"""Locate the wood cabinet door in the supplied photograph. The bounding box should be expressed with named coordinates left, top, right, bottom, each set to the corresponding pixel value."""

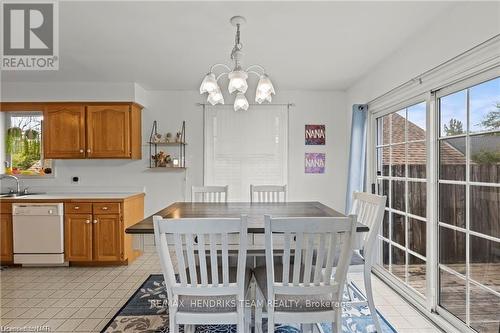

left=86, top=105, right=131, bottom=158
left=93, top=214, right=122, bottom=261
left=0, top=214, right=13, bottom=262
left=65, top=214, right=93, bottom=261
left=44, top=104, right=86, bottom=158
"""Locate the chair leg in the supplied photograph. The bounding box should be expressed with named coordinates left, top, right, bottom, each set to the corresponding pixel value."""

left=335, top=308, right=342, bottom=333
left=267, top=315, right=274, bottom=333
left=169, top=308, right=178, bottom=333
left=237, top=309, right=245, bottom=333
left=301, top=323, right=313, bottom=333
left=364, top=264, right=382, bottom=333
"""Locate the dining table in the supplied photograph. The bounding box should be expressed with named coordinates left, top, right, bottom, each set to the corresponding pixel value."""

left=126, top=201, right=369, bottom=243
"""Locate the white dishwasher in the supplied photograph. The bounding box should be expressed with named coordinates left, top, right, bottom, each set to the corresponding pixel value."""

left=12, top=203, right=66, bottom=265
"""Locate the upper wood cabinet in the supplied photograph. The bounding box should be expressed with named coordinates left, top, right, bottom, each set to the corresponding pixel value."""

left=87, top=105, right=131, bottom=158
left=44, top=105, right=86, bottom=159
left=1, top=101, right=143, bottom=159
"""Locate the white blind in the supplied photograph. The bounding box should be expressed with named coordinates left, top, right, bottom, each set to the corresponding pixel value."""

left=204, top=105, right=288, bottom=201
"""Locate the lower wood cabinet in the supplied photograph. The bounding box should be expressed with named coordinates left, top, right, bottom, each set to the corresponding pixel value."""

left=0, top=194, right=144, bottom=266
left=65, top=204, right=123, bottom=262
left=65, top=214, right=93, bottom=261
left=0, top=213, right=13, bottom=262
left=93, top=214, right=122, bottom=261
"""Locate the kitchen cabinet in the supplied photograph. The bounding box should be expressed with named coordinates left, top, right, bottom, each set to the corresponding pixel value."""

left=87, top=105, right=131, bottom=158
left=65, top=214, right=93, bottom=261
left=39, top=102, right=142, bottom=159
left=0, top=212, right=13, bottom=263
left=0, top=193, right=144, bottom=266
left=44, top=104, right=86, bottom=158
left=93, top=214, right=122, bottom=261
left=63, top=197, right=145, bottom=264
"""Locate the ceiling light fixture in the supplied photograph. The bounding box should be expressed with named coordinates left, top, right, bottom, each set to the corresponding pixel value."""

left=200, top=16, right=275, bottom=111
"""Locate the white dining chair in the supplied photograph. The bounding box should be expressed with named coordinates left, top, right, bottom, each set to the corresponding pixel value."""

left=348, top=191, right=387, bottom=333
left=250, top=185, right=287, bottom=203
left=191, top=185, right=228, bottom=203
left=254, top=214, right=358, bottom=333
left=153, top=215, right=251, bottom=333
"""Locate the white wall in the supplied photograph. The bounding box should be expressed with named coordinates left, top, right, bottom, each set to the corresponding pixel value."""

left=347, top=1, right=500, bottom=106
left=1, top=83, right=349, bottom=216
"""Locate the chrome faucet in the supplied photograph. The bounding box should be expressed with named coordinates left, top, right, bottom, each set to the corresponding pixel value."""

left=0, top=174, right=21, bottom=194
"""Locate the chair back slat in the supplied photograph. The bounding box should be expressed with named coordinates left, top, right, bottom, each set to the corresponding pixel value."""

left=350, top=192, right=387, bottom=260
left=221, top=232, right=229, bottom=287
left=313, top=233, right=326, bottom=285
left=174, top=233, right=187, bottom=286
left=250, top=184, right=287, bottom=203
left=303, top=234, right=314, bottom=286
left=282, top=232, right=292, bottom=286
left=197, top=233, right=208, bottom=286
left=192, top=185, right=228, bottom=203
left=292, top=231, right=304, bottom=286
left=185, top=234, right=197, bottom=285
left=264, top=215, right=357, bottom=302
left=153, top=216, right=247, bottom=298
left=323, top=232, right=338, bottom=284
left=209, top=233, right=219, bottom=286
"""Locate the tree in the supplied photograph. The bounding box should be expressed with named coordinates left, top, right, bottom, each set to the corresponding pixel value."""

left=444, top=118, right=464, bottom=136
left=478, top=102, right=500, bottom=131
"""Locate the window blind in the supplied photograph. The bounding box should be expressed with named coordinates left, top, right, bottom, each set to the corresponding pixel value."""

left=204, top=105, right=288, bottom=201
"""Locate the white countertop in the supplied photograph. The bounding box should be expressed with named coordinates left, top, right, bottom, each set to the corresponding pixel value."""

left=0, top=192, right=144, bottom=200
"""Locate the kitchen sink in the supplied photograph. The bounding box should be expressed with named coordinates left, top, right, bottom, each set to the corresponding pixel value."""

left=0, top=192, right=46, bottom=198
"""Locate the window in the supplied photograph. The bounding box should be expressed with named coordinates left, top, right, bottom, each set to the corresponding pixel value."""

left=2, top=112, right=53, bottom=177
left=376, top=101, right=428, bottom=297
left=204, top=105, right=288, bottom=201
left=437, top=77, right=499, bottom=332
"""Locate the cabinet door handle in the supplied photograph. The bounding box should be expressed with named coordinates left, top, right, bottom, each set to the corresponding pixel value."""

left=87, top=149, right=91, bottom=153
left=85, top=220, right=90, bottom=224
left=101, top=206, right=108, bottom=210
left=80, top=149, right=84, bottom=153
left=74, top=206, right=80, bottom=210
left=93, top=219, right=98, bottom=224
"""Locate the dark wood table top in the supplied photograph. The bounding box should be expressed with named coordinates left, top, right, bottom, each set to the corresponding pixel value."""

left=126, top=201, right=369, bottom=234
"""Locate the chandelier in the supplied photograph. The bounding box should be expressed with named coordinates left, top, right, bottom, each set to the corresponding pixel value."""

left=199, top=16, right=275, bottom=111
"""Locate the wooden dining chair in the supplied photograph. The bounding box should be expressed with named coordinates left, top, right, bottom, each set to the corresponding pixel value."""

left=254, top=214, right=358, bottom=333
left=250, top=185, right=287, bottom=203
left=153, top=215, right=251, bottom=333
left=191, top=185, right=228, bottom=203
left=348, top=191, right=387, bottom=333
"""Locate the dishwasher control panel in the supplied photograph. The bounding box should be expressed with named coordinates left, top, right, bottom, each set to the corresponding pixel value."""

left=13, top=203, right=64, bottom=216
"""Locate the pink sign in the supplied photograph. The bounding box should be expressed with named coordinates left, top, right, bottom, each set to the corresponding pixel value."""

left=305, top=153, right=325, bottom=174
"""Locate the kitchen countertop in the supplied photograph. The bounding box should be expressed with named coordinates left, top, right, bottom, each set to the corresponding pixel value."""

left=0, top=192, right=145, bottom=202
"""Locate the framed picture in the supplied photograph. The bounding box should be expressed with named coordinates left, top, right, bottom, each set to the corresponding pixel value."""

left=305, top=124, right=325, bottom=145
left=305, top=153, right=325, bottom=174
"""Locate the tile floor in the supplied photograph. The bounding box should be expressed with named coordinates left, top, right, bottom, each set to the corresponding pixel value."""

left=0, top=251, right=442, bottom=333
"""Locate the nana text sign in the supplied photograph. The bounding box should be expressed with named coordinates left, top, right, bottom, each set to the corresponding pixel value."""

left=305, top=124, right=325, bottom=145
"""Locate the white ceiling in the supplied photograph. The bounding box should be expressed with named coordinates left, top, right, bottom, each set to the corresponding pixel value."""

left=2, top=1, right=457, bottom=91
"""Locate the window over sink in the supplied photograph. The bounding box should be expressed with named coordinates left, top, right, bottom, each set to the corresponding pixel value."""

left=2, top=111, right=54, bottom=177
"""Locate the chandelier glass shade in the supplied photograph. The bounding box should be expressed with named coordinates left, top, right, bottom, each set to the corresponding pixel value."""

left=200, top=16, right=275, bottom=111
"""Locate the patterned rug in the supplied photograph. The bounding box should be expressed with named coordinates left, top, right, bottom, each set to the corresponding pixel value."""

left=102, top=275, right=397, bottom=333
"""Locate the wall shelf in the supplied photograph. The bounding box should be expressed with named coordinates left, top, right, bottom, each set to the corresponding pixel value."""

left=148, top=120, right=186, bottom=169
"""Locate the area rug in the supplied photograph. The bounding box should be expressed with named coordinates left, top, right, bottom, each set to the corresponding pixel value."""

left=102, top=274, right=397, bottom=333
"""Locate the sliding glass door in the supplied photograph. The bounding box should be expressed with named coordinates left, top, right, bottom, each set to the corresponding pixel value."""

left=375, top=100, right=428, bottom=299
left=372, top=74, right=499, bottom=333
left=437, top=76, right=500, bottom=333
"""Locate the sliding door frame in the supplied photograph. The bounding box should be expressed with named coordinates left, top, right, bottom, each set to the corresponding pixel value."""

left=367, top=67, right=500, bottom=333
left=368, top=92, right=432, bottom=308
